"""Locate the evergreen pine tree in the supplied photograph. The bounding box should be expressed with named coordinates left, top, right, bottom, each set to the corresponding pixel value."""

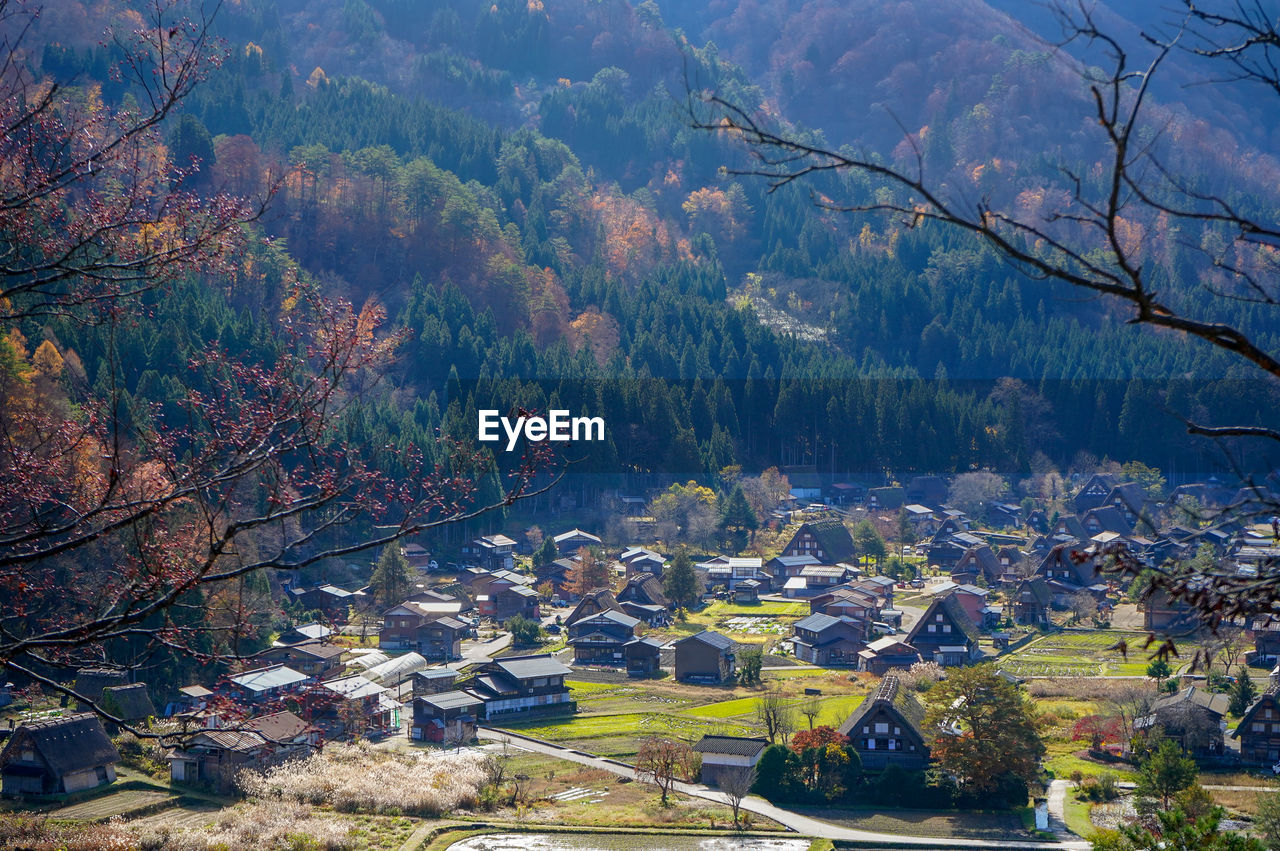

left=370, top=545, right=412, bottom=608
left=1230, top=674, right=1259, bottom=717
left=534, top=535, right=558, bottom=567
left=663, top=548, right=702, bottom=610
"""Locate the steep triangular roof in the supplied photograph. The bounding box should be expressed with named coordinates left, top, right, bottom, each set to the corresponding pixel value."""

left=786, top=518, right=855, bottom=563
left=4, top=713, right=120, bottom=774
left=100, top=684, right=156, bottom=721
left=564, top=588, right=620, bottom=626
left=838, top=674, right=927, bottom=737
left=907, top=594, right=981, bottom=646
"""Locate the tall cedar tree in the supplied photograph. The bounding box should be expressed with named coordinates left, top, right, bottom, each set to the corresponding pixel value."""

left=663, top=549, right=702, bottom=610
left=1229, top=675, right=1258, bottom=717
left=719, top=484, right=759, bottom=532
left=370, top=545, right=412, bottom=608
left=533, top=535, right=558, bottom=567
left=924, top=665, right=1045, bottom=795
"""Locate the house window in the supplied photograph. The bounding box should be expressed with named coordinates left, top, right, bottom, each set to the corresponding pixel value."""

left=936, top=614, right=943, bottom=621
left=928, top=625, right=936, bottom=633
left=866, top=739, right=875, bottom=749
left=875, top=722, right=888, bottom=733
left=20, top=749, right=34, bottom=762
left=895, top=727, right=901, bottom=735
left=862, top=726, right=869, bottom=734
left=1255, top=722, right=1265, bottom=732
left=943, top=624, right=951, bottom=633
left=888, top=739, right=897, bottom=750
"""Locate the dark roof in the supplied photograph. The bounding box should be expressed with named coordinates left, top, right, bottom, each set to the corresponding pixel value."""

left=794, top=612, right=842, bottom=632
left=575, top=609, right=642, bottom=630
left=1234, top=687, right=1280, bottom=738
left=794, top=518, right=856, bottom=562
left=1018, top=577, right=1053, bottom=608
left=73, top=668, right=129, bottom=704
left=676, top=630, right=736, bottom=651
left=100, top=684, right=156, bottom=721
left=619, top=572, right=668, bottom=607
left=692, top=735, right=769, bottom=758
left=907, top=594, right=982, bottom=646
left=1143, top=686, right=1229, bottom=720
left=417, top=690, right=483, bottom=711
left=838, top=675, right=927, bottom=737
left=1083, top=506, right=1132, bottom=534
left=955, top=546, right=1001, bottom=580
left=245, top=711, right=312, bottom=742
left=565, top=589, right=621, bottom=626
left=6, top=713, right=120, bottom=774
left=493, top=654, right=573, bottom=680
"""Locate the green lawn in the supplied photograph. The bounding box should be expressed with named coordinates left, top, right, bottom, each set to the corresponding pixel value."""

left=1062, top=793, right=1095, bottom=839
left=682, top=696, right=764, bottom=719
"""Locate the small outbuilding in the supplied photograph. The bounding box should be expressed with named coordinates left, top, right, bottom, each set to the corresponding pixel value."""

left=0, top=713, right=120, bottom=795
left=692, top=735, right=769, bottom=786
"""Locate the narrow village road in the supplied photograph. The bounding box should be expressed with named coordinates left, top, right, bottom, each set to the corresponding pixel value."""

left=1046, top=779, right=1072, bottom=840
left=461, top=632, right=511, bottom=665
left=477, top=728, right=1091, bottom=850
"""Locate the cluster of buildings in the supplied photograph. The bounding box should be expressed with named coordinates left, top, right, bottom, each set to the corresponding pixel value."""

left=7, top=471, right=1280, bottom=802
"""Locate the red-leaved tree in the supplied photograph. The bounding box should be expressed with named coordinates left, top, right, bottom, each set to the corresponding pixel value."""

left=0, top=0, right=553, bottom=740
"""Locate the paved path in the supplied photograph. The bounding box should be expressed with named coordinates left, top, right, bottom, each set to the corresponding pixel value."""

left=1046, top=779, right=1072, bottom=840
left=462, top=632, right=511, bottom=664
left=477, top=728, right=1090, bottom=850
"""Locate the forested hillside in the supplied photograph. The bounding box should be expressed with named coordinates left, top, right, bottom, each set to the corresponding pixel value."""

left=12, top=0, right=1279, bottom=500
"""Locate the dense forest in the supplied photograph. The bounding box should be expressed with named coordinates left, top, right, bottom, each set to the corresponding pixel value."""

left=11, top=0, right=1280, bottom=514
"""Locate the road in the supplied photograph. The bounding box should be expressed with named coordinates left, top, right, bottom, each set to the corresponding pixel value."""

left=477, top=728, right=1090, bottom=850
left=461, top=632, right=511, bottom=664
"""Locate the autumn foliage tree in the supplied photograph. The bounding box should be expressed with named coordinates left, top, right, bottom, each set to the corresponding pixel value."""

left=566, top=546, right=610, bottom=597
left=924, top=665, right=1045, bottom=798
left=0, top=0, right=549, bottom=736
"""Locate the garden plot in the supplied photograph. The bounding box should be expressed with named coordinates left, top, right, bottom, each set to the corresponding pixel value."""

left=720, top=616, right=790, bottom=637
left=1002, top=630, right=1168, bottom=678
left=48, top=787, right=176, bottom=821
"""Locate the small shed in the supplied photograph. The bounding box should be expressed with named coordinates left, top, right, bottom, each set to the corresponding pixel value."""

left=0, top=714, right=120, bottom=795
left=623, top=636, right=663, bottom=676
left=692, top=735, right=769, bottom=785
left=411, top=691, right=483, bottom=743
left=734, top=579, right=762, bottom=604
